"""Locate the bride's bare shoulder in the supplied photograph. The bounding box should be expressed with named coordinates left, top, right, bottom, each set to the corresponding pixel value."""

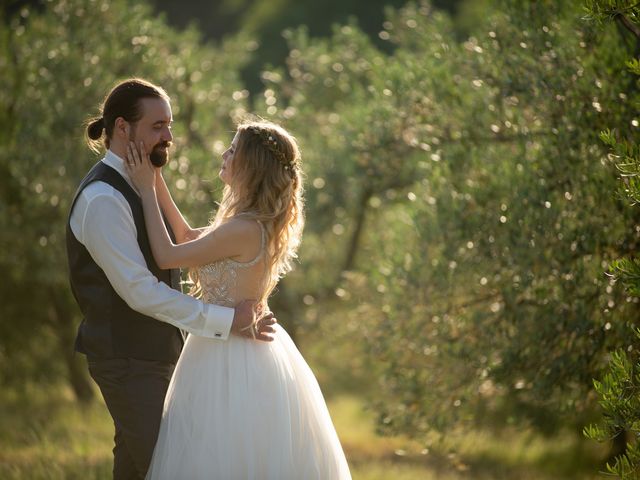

left=214, top=217, right=262, bottom=243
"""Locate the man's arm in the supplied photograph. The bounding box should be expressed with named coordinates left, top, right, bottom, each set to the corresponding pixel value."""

left=74, top=184, right=234, bottom=338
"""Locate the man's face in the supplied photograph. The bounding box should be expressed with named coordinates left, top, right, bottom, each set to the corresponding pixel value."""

left=130, top=97, right=173, bottom=167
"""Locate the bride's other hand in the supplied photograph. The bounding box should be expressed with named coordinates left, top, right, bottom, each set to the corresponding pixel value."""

left=125, top=141, right=156, bottom=193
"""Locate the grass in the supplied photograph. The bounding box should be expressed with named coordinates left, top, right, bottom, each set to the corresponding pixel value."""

left=0, top=384, right=112, bottom=479
left=0, top=382, right=608, bottom=479
left=329, top=395, right=606, bottom=480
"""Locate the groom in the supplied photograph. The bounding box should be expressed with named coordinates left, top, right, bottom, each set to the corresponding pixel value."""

left=66, top=78, right=275, bottom=480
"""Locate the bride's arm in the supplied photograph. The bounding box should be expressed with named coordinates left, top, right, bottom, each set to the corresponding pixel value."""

left=155, top=171, right=205, bottom=243
left=125, top=142, right=259, bottom=269
left=138, top=192, right=253, bottom=269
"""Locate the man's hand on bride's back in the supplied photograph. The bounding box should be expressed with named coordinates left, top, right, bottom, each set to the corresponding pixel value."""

left=232, top=300, right=277, bottom=342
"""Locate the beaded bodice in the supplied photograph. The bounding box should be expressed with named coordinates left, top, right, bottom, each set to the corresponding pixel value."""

left=195, top=222, right=265, bottom=308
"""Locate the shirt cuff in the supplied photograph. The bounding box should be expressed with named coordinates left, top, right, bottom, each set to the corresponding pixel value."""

left=202, top=304, right=234, bottom=340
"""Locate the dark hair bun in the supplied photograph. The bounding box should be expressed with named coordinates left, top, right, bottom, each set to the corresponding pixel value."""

left=87, top=117, right=105, bottom=140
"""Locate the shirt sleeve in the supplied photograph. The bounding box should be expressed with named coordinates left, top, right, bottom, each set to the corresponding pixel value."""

left=74, top=187, right=234, bottom=339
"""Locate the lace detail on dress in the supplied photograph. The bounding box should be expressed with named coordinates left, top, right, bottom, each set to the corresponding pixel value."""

left=196, top=221, right=265, bottom=308
left=197, top=261, right=238, bottom=308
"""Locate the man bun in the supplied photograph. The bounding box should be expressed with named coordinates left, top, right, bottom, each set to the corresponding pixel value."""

left=87, top=117, right=105, bottom=140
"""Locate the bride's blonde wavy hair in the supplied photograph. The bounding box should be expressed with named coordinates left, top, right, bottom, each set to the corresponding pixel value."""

left=191, top=120, right=304, bottom=305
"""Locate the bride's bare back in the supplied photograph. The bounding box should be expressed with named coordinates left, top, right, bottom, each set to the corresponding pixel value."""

left=195, top=219, right=266, bottom=309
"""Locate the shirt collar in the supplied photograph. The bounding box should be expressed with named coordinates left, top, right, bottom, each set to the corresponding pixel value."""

left=101, top=150, right=138, bottom=193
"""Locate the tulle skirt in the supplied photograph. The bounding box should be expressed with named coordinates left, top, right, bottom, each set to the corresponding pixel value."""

left=146, top=325, right=351, bottom=480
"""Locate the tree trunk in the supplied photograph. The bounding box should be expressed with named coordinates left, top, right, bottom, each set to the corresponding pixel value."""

left=58, top=325, right=95, bottom=404
left=606, top=429, right=628, bottom=465
left=339, top=187, right=372, bottom=279
left=48, top=288, right=95, bottom=404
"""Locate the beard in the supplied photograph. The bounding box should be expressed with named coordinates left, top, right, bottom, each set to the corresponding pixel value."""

left=129, top=130, right=171, bottom=167
left=149, top=141, right=171, bottom=167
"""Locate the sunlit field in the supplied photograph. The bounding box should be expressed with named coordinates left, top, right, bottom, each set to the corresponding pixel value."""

left=0, top=382, right=606, bottom=480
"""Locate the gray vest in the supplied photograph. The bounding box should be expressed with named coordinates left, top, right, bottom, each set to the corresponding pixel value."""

left=66, top=161, right=184, bottom=363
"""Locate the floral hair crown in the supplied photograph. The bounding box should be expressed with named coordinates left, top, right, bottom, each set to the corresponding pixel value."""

left=247, top=126, right=296, bottom=174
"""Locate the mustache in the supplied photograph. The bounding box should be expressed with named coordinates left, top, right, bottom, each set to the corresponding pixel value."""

left=153, top=141, right=172, bottom=150
left=149, top=141, right=171, bottom=167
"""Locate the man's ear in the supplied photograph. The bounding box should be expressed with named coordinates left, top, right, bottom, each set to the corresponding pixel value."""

left=114, top=117, right=130, bottom=138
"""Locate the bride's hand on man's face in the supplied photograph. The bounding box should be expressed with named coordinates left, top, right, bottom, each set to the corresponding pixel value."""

left=125, top=141, right=156, bottom=192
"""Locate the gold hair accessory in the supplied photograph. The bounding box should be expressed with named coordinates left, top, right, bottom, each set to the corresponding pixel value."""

left=248, top=126, right=296, bottom=174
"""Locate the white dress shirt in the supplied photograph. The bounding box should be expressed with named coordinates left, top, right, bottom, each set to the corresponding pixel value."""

left=69, top=150, right=234, bottom=339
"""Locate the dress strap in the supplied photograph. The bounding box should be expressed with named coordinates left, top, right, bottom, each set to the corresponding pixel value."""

left=232, top=220, right=265, bottom=268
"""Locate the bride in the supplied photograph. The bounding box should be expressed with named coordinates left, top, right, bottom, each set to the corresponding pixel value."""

left=124, top=120, right=351, bottom=479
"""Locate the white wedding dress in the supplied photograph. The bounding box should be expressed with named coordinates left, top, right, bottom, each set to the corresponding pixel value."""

left=146, top=228, right=351, bottom=480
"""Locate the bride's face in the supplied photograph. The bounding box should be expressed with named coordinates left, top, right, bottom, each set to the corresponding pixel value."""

left=220, top=131, right=240, bottom=185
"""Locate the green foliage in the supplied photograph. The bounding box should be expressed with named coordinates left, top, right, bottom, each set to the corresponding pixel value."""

left=252, top=0, right=640, bottom=443
left=0, top=0, right=253, bottom=390
left=610, top=258, right=640, bottom=297
left=4, top=4, right=640, bottom=477
left=580, top=0, right=640, bottom=477
left=583, top=1, right=640, bottom=25
left=584, top=342, right=640, bottom=478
